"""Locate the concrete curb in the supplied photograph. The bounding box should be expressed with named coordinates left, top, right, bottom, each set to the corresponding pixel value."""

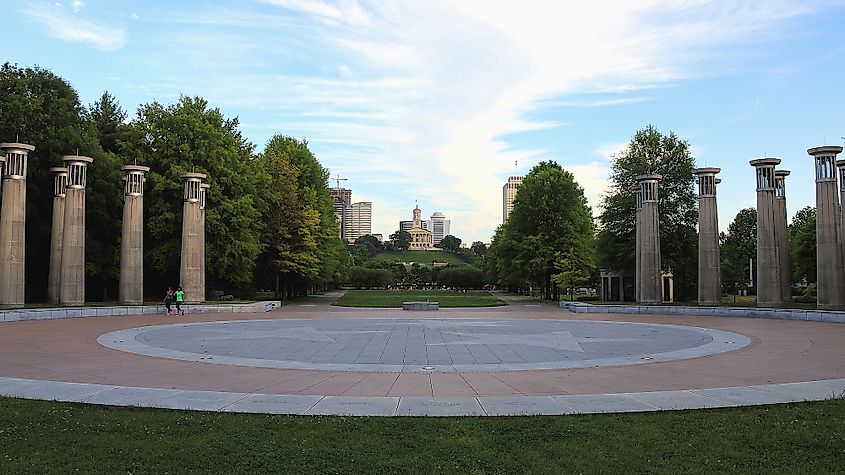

left=560, top=302, right=845, bottom=324
left=0, top=376, right=842, bottom=416
left=0, top=301, right=281, bottom=323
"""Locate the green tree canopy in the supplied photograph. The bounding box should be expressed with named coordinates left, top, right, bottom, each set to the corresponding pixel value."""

left=596, top=125, right=698, bottom=299
left=124, top=95, right=265, bottom=293
left=720, top=207, right=756, bottom=293
left=789, top=206, right=816, bottom=286
left=488, top=161, right=595, bottom=300
left=438, top=235, right=462, bottom=253
left=390, top=230, right=411, bottom=251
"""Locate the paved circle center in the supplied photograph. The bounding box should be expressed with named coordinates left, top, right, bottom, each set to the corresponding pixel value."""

left=98, top=318, right=750, bottom=372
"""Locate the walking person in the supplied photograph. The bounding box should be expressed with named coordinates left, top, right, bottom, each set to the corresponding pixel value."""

left=175, top=286, right=185, bottom=316
left=164, top=287, right=174, bottom=316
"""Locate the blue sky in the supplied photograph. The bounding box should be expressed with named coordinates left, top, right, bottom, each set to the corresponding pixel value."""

left=4, top=0, right=845, bottom=242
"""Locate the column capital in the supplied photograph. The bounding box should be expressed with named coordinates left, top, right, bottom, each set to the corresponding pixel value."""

left=808, top=146, right=840, bottom=182
left=50, top=167, right=68, bottom=197
left=774, top=169, right=790, bottom=199
left=182, top=172, right=207, bottom=202
left=62, top=155, right=93, bottom=189
left=1, top=142, right=35, bottom=180
left=750, top=158, right=780, bottom=191
left=122, top=165, right=150, bottom=197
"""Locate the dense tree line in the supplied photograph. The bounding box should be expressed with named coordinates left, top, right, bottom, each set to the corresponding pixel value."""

left=0, top=63, right=348, bottom=302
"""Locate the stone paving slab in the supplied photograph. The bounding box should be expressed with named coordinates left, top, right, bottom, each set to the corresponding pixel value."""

left=1, top=376, right=843, bottom=416
left=397, top=397, right=486, bottom=416
left=305, top=396, right=400, bottom=416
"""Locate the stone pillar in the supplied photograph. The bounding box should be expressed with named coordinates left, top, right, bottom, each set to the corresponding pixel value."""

left=808, top=146, right=845, bottom=308
left=634, top=188, right=642, bottom=303
left=774, top=170, right=791, bottom=305
left=750, top=158, right=782, bottom=307
left=59, top=155, right=93, bottom=306
left=0, top=142, right=35, bottom=308
left=693, top=167, right=721, bottom=305
left=119, top=165, right=150, bottom=305
left=47, top=167, right=68, bottom=304
left=636, top=174, right=662, bottom=304
left=199, top=183, right=209, bottom=300
left=180, top=173, right=206, bottom=303
left=836, top=158, right=845, bottom=274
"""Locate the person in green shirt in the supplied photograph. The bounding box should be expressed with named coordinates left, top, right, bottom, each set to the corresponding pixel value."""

left=175, top=286, right=185, bottom=316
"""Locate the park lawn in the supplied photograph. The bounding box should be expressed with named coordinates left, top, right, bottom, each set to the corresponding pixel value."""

left=372, top=250, right=468, bottom=266
left=334, top=290, right=506, bottom=308
left=1, top=396, right=843, bottom=474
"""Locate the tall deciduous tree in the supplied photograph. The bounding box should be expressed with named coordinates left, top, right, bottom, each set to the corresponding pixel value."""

left=720, top=207, right=756, bottom=293
left=789, top=206, right=816, bottom=286
left=489, top=161, right=595, bottom=300
left=596, top=125, right=698, bottom=300
left=438, top=235, right=462, bottom=253
left=260, top=135, right=348, bottom=296
left=390, top=230, right=411, bottom=251
left=124, top=96, right=265, bottom=294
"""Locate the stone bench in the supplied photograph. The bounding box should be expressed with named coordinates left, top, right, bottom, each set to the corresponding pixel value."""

left=403, top=301, right=439, bottom=311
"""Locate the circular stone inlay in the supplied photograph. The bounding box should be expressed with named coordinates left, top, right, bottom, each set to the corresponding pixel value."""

left=98, top=318, right=751, bottom=372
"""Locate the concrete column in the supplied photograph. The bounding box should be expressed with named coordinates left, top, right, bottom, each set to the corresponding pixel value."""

left=59, top=155, right=93, bottom=306
left=636, top=174, right=662, bottom=304
left=180, top=173, right=207, bottom=303
left=47, top=167, right=68, bottom=304
left=693, top=167, right=721, bottom=305
left=0, top=142, right=35, bottom=308
left=750, top=158, right=782, bottom=307
left=199, top=183, right=209, bottom=300
left=634, top=188, right=642, bottom=303
left=119, top=165, right=150, bottom=305
left=808, top=146, right=845, bottom=308
left=774, top=170, right=791, bottom=305
left=836, top=159, right=845, bottom=275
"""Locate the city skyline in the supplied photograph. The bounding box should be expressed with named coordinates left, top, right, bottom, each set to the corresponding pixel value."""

left=5, top=1, right=845, bottom=242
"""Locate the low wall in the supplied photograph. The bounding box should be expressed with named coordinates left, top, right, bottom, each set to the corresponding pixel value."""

left=403, top=301, right=439, bottom=311
left=560, top=301, right=845, bottom=324
left=0, top=301, right=281, bottom=323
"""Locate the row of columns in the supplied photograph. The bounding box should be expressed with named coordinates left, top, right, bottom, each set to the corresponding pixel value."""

left=0, top=141, right=209, bottom=308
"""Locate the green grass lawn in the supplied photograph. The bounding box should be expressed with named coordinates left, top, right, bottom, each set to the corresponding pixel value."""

left=334, top=290, right=506, bottom=307
left=371, top=250, right=468, bottom=266
left=1, top=396, right=843, bottom=473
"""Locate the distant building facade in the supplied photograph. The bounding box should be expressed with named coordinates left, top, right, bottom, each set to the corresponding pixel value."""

left=408, top=203, right=434, bottom=250
left=330, top=187, right=352, bottom=238
left=427, top=212, right=451, bottom=246
left=343, top=201, right=372, bottom=243
left=503, top=176, right=523, bottom=223
left=400, top=219, right=428, bottom=233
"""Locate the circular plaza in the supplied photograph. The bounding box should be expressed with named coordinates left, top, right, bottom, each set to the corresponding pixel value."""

left=0, top=292, right=843, bottom=416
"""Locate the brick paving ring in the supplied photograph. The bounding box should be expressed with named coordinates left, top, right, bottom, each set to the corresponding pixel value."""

left=98, top=318, right=751, bottom=373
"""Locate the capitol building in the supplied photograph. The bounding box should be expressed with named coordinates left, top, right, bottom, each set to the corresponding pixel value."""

left=408, top=204, right=435, bottom=250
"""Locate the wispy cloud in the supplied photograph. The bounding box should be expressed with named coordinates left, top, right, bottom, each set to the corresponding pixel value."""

left=27, top=4, right=126, bottom=51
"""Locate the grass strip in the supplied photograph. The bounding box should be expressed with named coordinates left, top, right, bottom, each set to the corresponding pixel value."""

left=333, top=290, right=506, bottom=308
left=1, top=396, right=843, bottom=473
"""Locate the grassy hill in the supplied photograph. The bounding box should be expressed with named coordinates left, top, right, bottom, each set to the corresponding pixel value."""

left=372, top=250, right=468, bottom=266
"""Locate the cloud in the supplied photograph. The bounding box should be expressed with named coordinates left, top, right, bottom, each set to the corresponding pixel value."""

left=71, top=0, right=84, bottom=13
left=108, top=0, right=827, bottom=241
left=27, top=4, right=126, bottom=51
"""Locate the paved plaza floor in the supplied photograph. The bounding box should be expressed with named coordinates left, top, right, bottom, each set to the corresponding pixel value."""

left=1, top=292, right=843, bottom=416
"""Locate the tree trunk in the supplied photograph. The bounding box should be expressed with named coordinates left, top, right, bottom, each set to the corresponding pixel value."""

left=274, top=273, right=280, bottom=299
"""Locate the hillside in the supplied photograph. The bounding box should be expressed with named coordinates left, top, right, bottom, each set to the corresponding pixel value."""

left=371, top=250, right=468, bottom=266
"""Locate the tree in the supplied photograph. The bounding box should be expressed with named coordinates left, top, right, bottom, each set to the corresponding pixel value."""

left=489, top=161, right=595, bottom=300
left=260, top=135, right=347, bottom=295
left=470, top=241, right=487, bottom=257
left=0, top=63, right=127, bottom=302
left=437, top=266, right=484, bottom=289
left=596, top=125, right=698, bottom=300
left=390, top=230, right=411, bottom=251
left=124, top=96, right=265, bottom=294
left=789, top=206, right=816, bottom=286
left=438, top=235, right=462, bottom=253
left=85, top=91, right=127, bottom=153
left=720, top=208, right=756, bottom=294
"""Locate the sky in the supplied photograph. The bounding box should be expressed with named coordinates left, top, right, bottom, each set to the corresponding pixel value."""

left=4, top=0, right=845, bottom=243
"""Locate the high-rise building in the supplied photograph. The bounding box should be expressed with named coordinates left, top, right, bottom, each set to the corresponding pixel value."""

left=427, top=212, right=451, bottom=246
left=503, top=176, right=523, bottom=223
left=330, top=187, right=352, bottom=238
left=343, top=201, right=372, bottom=242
